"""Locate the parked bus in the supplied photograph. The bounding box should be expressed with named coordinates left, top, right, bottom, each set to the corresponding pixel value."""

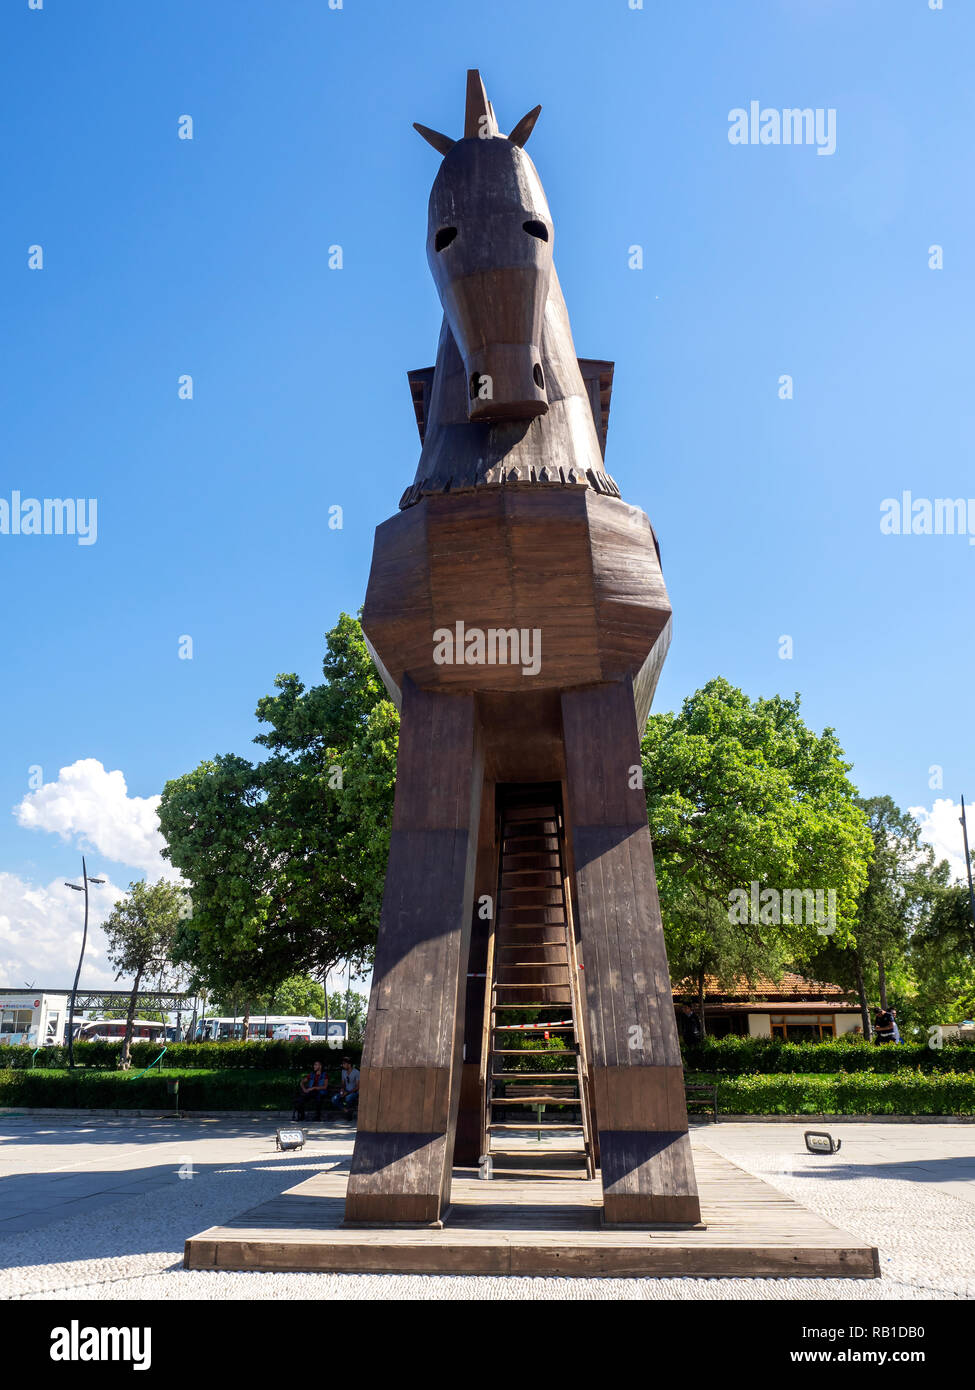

left=195, top=1015, right=349, bottom=1042
left=74, top=1019, right=169, bottom=1043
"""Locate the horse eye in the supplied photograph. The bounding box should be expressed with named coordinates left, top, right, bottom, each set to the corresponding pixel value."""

left=523, top=220, right=549, bottom=241
left=435, top=226, right=457, bottom=251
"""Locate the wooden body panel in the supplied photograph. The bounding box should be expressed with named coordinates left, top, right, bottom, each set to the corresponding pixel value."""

left=363, top=489, right=671, bottom=713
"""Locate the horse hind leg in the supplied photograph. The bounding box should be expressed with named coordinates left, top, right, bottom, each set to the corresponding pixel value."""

left=561, top=677, right=701, bottom=1226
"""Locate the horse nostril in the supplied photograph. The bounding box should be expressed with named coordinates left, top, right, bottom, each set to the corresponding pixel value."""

left=523, top=220, right=549, bottom=241
left=533, top=364, right=545, bottom=389
left=435, top=226, right=457, bottom=251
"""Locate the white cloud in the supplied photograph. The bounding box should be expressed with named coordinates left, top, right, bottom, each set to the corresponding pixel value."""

left=1, top=760, right=191, bottom=991
left=14, top=758, right=178, bottom=882
left=0, top=871, right=131, bottom=990
left=908, top=797, right=972, bottom=885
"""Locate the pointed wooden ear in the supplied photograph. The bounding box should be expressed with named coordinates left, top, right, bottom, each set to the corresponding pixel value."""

left=413, top=122, right=456, bottom=156
left=465, top=69, right=499, bottom=139
left=508, top=105, right=541, bottom=147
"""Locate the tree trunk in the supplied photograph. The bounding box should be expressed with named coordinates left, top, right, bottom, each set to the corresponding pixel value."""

left=877, top=956, right=888, bottom=1011
left=853, top=949, right=871, bottom=1039
left=697, top=968, right=707, bottom=1038
left=121, top=967, right=143, bottom=1067
left=242, top=1004, right=251, bottom=1042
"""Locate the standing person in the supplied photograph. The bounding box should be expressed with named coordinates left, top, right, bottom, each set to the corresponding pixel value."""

left=331, top=1056, right=360, bottom=1112
left=292, top=1059, right=328, bottom=1120
left=890, top=1008, right=902, bottom=1044
left=678, top=1002, right=702, bottom=1046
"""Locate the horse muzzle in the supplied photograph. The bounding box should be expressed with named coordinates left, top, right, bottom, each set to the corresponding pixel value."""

left=467, top=342, right=548, bottom=421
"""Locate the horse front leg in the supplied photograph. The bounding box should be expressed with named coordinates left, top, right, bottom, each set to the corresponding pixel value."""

left=345, top=678, right=483, bottom=1225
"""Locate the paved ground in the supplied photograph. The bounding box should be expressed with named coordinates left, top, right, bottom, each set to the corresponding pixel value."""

left=0, top=1115, right=972, bottom=1300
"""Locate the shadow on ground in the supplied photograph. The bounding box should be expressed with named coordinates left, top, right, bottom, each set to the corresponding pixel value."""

left=0, top=1119, right=357, bottom=1274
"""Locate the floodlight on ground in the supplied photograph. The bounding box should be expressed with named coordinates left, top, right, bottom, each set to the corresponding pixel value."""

left=276, top=1128, right=305, bottom=1151
left=804, top=1130, right=841, bottom=1155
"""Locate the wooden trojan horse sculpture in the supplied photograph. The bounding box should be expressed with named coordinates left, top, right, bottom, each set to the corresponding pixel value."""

left=346, top=71, right=701, bottom=1227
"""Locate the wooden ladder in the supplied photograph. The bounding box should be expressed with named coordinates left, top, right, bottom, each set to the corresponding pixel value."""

left=482, top=788, right=595, bottom=1177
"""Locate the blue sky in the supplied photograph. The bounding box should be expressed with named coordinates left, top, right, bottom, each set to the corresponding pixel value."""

left=0, top=0, right=971, bottom=987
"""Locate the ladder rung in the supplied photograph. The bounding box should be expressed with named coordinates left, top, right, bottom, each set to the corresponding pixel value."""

left=489, top=1006, right=573, bottom=1017
left=493, top=982, right=570, bottom=989
left=496, top=922, right=566, bottom=929
left=492, top=1014, right=575, bottom=1021
left=489, top=1122, right=585, bottom=1131
left=498, top=960, right=569, bottom=967
left=491, top=1048, right=573, bottom=1055
left=490, top=1097, right=579, bottom=1105
left=496, top=943, right=568, bottom=950
left=489, top=1017, right=573, bottom=1028
left=490, top=1071, right=578, bottom=1080
left=488, top=1148, right=590, bottom=1158
left=502, top=852, right=561, bottom=862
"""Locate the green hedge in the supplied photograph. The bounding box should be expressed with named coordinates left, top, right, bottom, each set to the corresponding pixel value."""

left=683, top=1036, right=975, bottom=1076
left=0, top=1067, right=340, bottom=1110
left=701, top=1070, right=975, bottom=1116
left=4, top=1064, right=974, bottom=1115
left=0, top=1040, right=363, bottom=1072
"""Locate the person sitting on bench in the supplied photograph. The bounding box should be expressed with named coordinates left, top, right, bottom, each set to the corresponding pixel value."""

left=292, top=1060, right=328, bottom=1120
left=331, top=1056, right=359, bottom=1112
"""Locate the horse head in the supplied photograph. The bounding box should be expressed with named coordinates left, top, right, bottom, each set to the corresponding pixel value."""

left=415, top=70, right=551, bottom=422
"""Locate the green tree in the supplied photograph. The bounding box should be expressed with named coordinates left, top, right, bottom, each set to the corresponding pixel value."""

left=642, top=679, right=873, bottom=1030
left=159, top=615, right=398, bottom=1011
left=910, top=881, right=975, bottom=1029
left=216, top=974, right=328, bottom=1021
left=326, top=989, right=369, bottom=1044
left=809, top=799, right=954, bottom=1037
left=101, top=879, right=184, bottom=1065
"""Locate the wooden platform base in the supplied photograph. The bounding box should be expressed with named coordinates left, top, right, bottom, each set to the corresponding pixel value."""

left=184, top=1140, right=879, bottom=1279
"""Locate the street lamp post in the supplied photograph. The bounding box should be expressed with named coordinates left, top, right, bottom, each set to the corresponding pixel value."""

left=65, top=855, right=105, bottom=1070
left=961, top=796, right=975, bottom=932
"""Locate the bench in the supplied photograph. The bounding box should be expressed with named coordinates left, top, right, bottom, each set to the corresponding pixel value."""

left=291, top=1075, right=359, bottom=1121
left=685, top=1080, right=719, bottom=1123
